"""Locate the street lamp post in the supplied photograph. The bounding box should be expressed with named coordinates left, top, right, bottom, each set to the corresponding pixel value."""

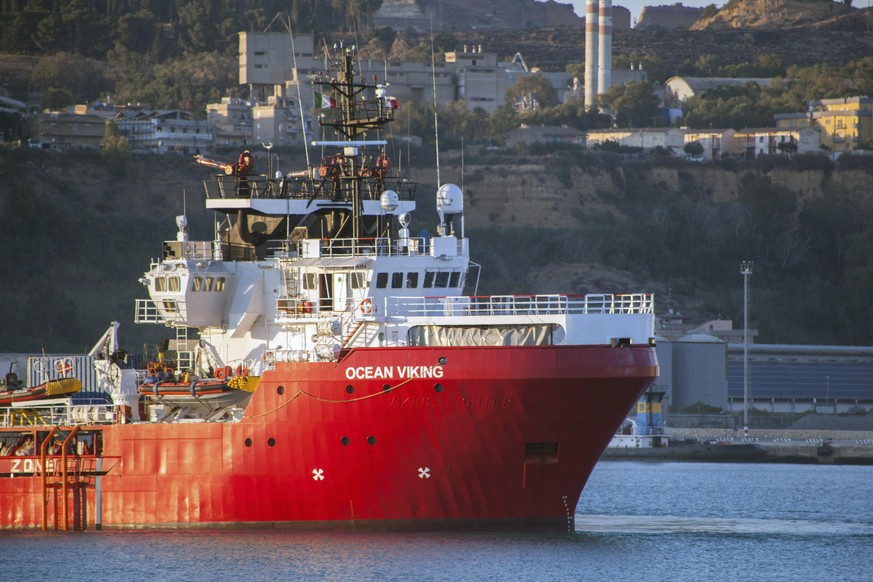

left=740, top=261, right=753, bottom=437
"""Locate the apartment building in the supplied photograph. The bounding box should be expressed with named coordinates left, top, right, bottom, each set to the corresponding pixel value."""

left=775, top=96, right=873, bottom=155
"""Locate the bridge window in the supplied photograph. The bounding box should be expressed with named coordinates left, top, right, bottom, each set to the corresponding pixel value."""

left=406, top=272, right=419, bottom=288
left=376, top=272, right=388, bottom=288
left=192, top=277, right=203, bottom=291
left=303, top=273, right=317, bottom=290
left=449, top=272, right=461, bottom=288
left=215, top=277, right=226, bottom=292
left=350, top=272, right=367, bottom=289
left=391, top=272, right=403, bottom=288
left=423, top=272, right=435, bottom=288
left=155, top=277, right=167, bottom=292
left=168, top=276, right=181, bottom=292
left=435, top=272, right=449, bottom=288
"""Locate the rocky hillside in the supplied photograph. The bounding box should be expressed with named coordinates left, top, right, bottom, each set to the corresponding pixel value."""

left=692, top=0, right=856, bottom=30
left=460, top=9, right=873, bottom=72
left=3, top=146, right=873, bottom=351
left=446, top=1, right=873, bottom=71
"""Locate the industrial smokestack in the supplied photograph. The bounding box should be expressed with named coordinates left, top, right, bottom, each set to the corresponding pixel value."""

left=584, top=0, right=598, bottom=110
left=598, top=0, right=612, bottom=98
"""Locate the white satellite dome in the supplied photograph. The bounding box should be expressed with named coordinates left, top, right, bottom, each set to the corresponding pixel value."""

left=380, top=190, right=399, bottom=213
left=436, top=183, right=463, bottom=214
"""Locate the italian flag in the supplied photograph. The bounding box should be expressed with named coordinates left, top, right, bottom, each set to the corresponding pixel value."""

left=314, top=92, right=337, bottom=109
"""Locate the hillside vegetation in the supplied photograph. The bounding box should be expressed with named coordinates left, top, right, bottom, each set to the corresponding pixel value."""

left=3, top=146, right=873, bottom=353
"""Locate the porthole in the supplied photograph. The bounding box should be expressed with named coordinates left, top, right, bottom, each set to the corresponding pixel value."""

left=340, top=436, right=350, bottom=446
left=434, top=383, right=444, bottom=393
left=438, top=356, right=447, bottom=365
left=382, top=383, right=391, bottom=392
left=267, top=438, right=276, bottom=447
left=346, top=385, right=355, bottom=394
left=367, top=436, right=377, bottom=445
left=277, top=385, right=285, bottom=395
left=244, top=438, right=253, bottom=447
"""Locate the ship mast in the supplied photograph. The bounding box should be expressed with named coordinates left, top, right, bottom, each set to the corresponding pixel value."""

left=313, top=47, right=395, bottom=241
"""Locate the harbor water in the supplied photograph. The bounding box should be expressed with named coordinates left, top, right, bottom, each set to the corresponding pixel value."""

left=2, top=461, right=871, bottom=581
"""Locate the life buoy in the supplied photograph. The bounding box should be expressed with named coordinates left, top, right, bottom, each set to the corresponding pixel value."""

left=215, top=366, right=233, bottom=380
left=361, top=299, right=373, bottom=314
left=56, top=359, right=73, bottom=377
left=303, top=300, right=312, bottom=314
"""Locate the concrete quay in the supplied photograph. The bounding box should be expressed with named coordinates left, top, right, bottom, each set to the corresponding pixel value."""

left=670, top=428, right=873, bottom=464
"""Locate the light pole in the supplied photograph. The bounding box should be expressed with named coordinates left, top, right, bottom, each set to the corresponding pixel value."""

left=262, top=142, right=273, bottom=178
left=740, top=261, right=753, bottom=437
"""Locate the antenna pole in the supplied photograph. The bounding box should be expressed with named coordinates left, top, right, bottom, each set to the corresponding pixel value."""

left=285, top=17, right=311, bottom=169
left=430, top=17, right=441, bottom=188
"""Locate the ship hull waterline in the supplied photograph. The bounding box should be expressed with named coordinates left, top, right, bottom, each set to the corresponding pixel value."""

left=0, top=344, right=658, bottom=531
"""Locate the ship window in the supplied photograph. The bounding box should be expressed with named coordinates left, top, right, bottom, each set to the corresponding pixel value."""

left=449, top=271, right=461, bottom=287
left=391, top=272, right=403, bottom=288
left=192, top=277, right=203, bottom=291
left=155, top=277, right=167, bottom=292
left=162, top=299, right=177, bottom=313
left=168, top=276, right=181, bottom=292
left=435, top=272, right=450, bottom=288
left=406, top=272, right=419, bottom=288
left=215, top=277, right=226, bottom=292
left=376, top=272, right=388, bottom=289
left=303, top=273, right=317, bottom=290
left=204, top=277, right=214, bottom=292
left=423, top=272, right=435, bottom=288
left=350, top=272, right=367, bottom=289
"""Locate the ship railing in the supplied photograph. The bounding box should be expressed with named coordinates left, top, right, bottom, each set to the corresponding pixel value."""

left=281, top=236, right=434, bottom=259
left=202, top=174, right=415, bottom=202
left=204, top=174, right=296, bottom=200
left=161, top=240, right=215, bottom=261
left=135, top=299, right=166, bottom=324
left=0, top=398, right=116, bottom=428
left=386, top=293, right=655, bottom=318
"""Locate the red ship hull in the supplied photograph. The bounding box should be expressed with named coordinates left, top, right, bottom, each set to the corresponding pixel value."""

left=0, top=344, right=657, bottom=530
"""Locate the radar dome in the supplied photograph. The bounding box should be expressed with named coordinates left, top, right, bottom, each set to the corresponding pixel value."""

left=380, top=190, right=399, bottom=213
left=436, top=183, right=463, bottom=214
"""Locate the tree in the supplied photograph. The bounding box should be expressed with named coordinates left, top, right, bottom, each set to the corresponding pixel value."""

left=777, top=141, right=798, bottom=156
left=684, top=141, right=704, bottom=157
left=31, top=53, right=109, bottom=103
left=488, top=106, right=520, bottom=145
left=117, top=12, right=159, bottom=54
left=102, top=120, right=130, bottom=154
left=684, top=83, right=775, bottom=130
left=600, top=81, right=661, bottom=128
left=504, top=74, right=558, bottom=109
left=41, top=87, right=74, bottom=110
left=102, top=120, right=130, bottom=177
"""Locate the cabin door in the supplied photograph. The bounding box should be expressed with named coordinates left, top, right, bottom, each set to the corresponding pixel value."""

left=332, top=273, right=348, bottom=311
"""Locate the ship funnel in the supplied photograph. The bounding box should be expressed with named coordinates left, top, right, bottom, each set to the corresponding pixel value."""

left=436, top=183, right=464, bottom=237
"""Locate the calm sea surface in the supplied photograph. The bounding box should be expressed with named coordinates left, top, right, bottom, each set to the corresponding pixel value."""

left=2, top=462, right=871, bottom=581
